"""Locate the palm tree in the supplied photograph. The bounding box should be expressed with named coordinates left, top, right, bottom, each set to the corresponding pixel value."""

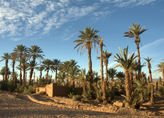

left=42, top=59, right=53, bottom=84
left=69, top=65, right=80, bottom=87
left=97, top=36, right=104, bottom=87
left=27, top=61, right=38, bottom=85
left=73, top=27, right=99, bottom=92
left=0, top=53, right=11, bottom=81
left=108, top=68, right=117, bottom=83
left=13, top=45, right=28, bottom=85
left=144, top=57, right=153, bottom=83
left=52, top=59, right=61, bottom=82
left=0, top=66, right=10, bottom=81
left=114, top=46, right=137, bottom=103
left=124, top=23, right=147, bottom=80
left=29, top=45, right=44, bottom=84
left=59, top=61, right=71, bottom=86
left=58, top=71, right=66, bottom=83
left=97, top=50, right=112, bottom=100
left=78, top=68, right=88, bottom=92
left=36, top=65, right=45, bottom=79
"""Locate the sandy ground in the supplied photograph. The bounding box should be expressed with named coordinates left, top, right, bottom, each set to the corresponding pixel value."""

left=0, top=91, right=164, bottom=118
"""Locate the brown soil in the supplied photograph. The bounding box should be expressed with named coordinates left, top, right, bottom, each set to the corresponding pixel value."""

left=0, top=90, right=164, bottom=118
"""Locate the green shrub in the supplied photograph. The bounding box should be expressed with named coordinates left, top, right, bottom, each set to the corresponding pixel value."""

left=143, top=84, right=151, bottom=100
left=68, top=92, right=74, bottom=98
left=23, top=85, right=35, bottom=94
left=38, top=77, right=46, bottom=87
left=72, top=95, right=81, bottom=101
left=7, top=81, right=16, bottom=92
left=0, top=81, right=8, bottom=90
left=157, top=85, right=164, bottom=96
left=122, top=90, right=142, bottom=109
left=93, top=83, right=103, bottom=102
left=68, top=85, right=78, bottom=96
left=16, top=85, right=27, bottom=93
left=82, top=86, right=92, bottom=100
left=106, top=83, right=114, bottom=102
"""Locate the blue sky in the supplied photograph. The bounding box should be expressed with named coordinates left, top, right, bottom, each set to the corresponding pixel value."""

left=0, top=0, right=164, bottom=80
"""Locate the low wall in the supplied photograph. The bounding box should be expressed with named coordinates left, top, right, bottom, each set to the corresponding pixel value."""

left=36, top=83, right=83, bottom=97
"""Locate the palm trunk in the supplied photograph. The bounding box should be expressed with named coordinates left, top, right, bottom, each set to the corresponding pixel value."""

left=72, top=78, right=75, bottom=87
left=134, top=72, right=137, bottom=81
left=83, top=83, right=86, bottom=92
left=99, top=43, right=106, bottom=101
left=20, top=54, right=22, bottom=85
left=40, top=70, right=42, bottom=79
left=129, top=71, right=133, bottom=92
left=105, top=60, right=108, bottom=89
left=151, top=84, right=154, bottom=104
left=5, top=59, right=8, bottom=81
left=111, top=76, right=114, bottom=83
left=20, top=68, right=22, bottom=85
left=88, top=48, right=93, bottom=91
left=148, top=67, right=152, bottom=83
left=148, top=64, right=154, bottom=104
left=12, top=60, right=16, bottom=86
left=136, top=43, right=141, bottom=80
left=125, top=70, right=131, bottom=103
left=29, top=68, right=34, bottom=85
left=55, top=68, right=57, bottom=82
left=23, top=64, right=26, bottom=85
left=45, top=69, right=49, bottom=84
left=159, top=76, right=161, bottom=84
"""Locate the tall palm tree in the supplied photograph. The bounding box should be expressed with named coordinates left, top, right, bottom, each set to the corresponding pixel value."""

left=124, top=23, right=147, bottom=80
left=97, top=50, right=112, bottom=83
left=97, top=36, right=104, bottom=87
left=52, top=59, right=61, bottom=82
left=0, top=53, right=11, bottom=81
left=73, top=27, right=99, bottom=92
left=27, top=61, right=38, bottom=85
left=114, top=46, right=137, bottom=103
left=13, top=45, right=28, bottom=85
left=42, top=59, right=53, bottom=84
left=29, top=45, right=44, bottom=84
left=144, top=57, right=153, bottom=83
left=10, top=52, right=17, bottom=85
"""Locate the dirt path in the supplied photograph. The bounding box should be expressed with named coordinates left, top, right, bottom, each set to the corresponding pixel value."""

left=0, top=91, right=163, bottom=118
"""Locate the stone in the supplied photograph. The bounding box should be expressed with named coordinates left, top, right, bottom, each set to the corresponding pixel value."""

left=113, top=101, right=124, bottom=107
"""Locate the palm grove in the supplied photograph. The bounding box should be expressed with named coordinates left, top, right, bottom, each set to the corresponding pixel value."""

left=0, top=23, right=164, bottom=108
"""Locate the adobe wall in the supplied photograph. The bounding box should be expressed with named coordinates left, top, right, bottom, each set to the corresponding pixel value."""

left=46, top=83, right=53, bottom=97
left=53, top=83, right=69, bottom=97
left=37, top=83, right=83, bottom=97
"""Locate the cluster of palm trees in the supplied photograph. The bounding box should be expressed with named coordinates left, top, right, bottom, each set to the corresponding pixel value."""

left=0, top=45, right=45, bottom=86
left=73, top=23, right=164, bottom=104
left=1, top=23, right=164, bottom=106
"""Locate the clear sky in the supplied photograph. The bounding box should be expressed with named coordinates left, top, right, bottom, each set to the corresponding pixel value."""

left=0, top=0, right=164, bottom=80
